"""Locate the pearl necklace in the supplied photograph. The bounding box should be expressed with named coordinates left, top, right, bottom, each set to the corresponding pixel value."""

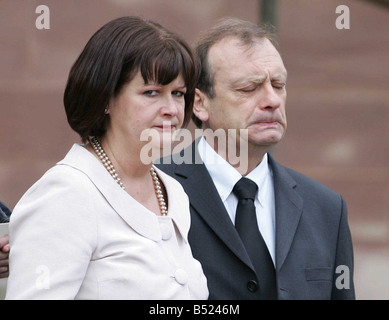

left=150, top=166, right=168, bottom=216
left=90, top=137, right=168, bottom=216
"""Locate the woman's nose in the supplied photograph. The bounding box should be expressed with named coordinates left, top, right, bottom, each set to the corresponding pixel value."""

left=160, top=96, right=179, bottom=117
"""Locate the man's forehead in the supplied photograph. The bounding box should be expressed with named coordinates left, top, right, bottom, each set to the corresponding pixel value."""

left=209, top=37, right=287, bottom=78
left=211, top=37, right=280, bottom=62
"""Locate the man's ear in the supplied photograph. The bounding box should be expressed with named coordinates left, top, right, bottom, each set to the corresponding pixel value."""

left=193, top=88, right=209, bottom=122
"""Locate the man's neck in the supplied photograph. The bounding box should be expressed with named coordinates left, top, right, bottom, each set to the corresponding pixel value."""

left=203, top=136, right=269, bottom=176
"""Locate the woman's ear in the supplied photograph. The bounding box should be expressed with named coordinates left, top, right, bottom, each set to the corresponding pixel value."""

left=193, top=88, right=209, bottom=122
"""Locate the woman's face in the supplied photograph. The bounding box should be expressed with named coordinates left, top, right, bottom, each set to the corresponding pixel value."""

left=105, top=71, right=187, bottom=154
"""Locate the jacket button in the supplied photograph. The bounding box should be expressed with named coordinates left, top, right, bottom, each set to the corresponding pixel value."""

left=247, top=280, right=258, bottom=292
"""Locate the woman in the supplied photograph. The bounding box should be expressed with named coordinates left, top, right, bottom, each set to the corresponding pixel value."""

left=6, top=16, right=208, bottom=300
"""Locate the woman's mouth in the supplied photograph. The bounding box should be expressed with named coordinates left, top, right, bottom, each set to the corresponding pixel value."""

left=154, top=124, right=175, bottom=131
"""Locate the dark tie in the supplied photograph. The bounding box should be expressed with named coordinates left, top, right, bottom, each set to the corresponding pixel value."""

left=233, top=177, right=277, bottom=299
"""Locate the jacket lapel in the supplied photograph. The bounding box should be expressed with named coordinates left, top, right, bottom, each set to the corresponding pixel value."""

left=268, top=155, right=304, bottom=271
left=58, top=144, right=163, bottom=242
left=163, top=141, right=304, bottom=273
left=174, top=141, right=254, bottom=271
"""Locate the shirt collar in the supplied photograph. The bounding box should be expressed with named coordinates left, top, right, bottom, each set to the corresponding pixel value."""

left=197, top=136, right=270, bottom=206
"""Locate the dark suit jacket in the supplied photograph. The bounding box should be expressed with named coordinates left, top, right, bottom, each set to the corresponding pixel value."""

left=157, top=140, right=355, bottom=300
left=0, top=201, right=11, bottom=223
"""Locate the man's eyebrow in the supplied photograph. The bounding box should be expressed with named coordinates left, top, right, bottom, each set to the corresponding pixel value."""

left=229, top=70, right=288, bottom=88
left=272, top=72, right=288, bottom=82
left=230, top=76, right=267, bottom=87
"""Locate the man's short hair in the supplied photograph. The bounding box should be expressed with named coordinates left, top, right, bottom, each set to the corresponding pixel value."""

left=193, top=17, right=278, bottom=128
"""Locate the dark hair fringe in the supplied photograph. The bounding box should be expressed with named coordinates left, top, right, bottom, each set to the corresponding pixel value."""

left=64, top=16, right=198, bottom=143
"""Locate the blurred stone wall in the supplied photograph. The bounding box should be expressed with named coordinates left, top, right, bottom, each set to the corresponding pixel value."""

left=0, top=0, right=388, bottom=299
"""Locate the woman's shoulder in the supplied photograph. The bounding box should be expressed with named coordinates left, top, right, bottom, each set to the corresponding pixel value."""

left=12, top=160, right=97, bottom=221
left=10, top=162, right=98, bottom=233
left=32, top=163, right=95, bottom=194
left=26, top=144, right=98, bottom=196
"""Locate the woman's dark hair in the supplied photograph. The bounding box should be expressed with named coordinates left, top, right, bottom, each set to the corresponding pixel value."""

left=64, top=16, right=198, bottom=143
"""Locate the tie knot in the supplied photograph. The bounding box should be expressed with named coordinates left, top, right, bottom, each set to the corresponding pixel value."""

left=233, top=177, right=258, bottom=201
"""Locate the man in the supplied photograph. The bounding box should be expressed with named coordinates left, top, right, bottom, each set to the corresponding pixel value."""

left=157, top=18, right=355, bottom=299
left=0, top=201, right=11, bottom=279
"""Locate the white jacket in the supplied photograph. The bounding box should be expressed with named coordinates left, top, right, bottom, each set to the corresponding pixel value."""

left=6, top=144, right=208, bottom=300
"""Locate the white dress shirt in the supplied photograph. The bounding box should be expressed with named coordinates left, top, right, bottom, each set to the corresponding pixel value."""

left=197, top=137, right=276, bottom=265
left=6, top=144, right=208, bottom=300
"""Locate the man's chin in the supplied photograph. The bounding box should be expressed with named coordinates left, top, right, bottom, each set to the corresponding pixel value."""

left=247, top=132, right=285, bottom=147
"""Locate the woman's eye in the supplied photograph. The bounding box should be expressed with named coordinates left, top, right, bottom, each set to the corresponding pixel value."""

left=172, top=91, right=185, bottom=98
left=143, top=90, right=159, bottom=96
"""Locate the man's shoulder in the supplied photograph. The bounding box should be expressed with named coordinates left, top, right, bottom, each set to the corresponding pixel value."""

left=155, top=140, right=202, bottom=177
left=271, top=157, right=342, bottom=201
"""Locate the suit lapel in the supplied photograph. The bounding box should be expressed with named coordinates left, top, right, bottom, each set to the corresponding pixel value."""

left=174, top=141, right=254, bottom=271
left=268, top=155, right=304, bottom=272
left=166, top=142, right=304, bottom=273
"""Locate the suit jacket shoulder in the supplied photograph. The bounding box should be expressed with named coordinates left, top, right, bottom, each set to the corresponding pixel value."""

left=270, top=156, right=344, bottom=205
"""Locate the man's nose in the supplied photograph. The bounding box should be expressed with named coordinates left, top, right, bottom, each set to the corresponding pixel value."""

left=258, top=83, right=282, bottom=110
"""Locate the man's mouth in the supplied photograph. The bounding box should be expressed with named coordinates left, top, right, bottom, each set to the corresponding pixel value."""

left=252, top=121, right=279, bottom=127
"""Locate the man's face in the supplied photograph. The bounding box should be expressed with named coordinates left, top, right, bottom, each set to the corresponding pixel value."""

left=199, top=37, right=288, bottom=151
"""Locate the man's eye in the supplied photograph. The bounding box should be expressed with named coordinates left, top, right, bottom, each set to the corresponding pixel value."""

left=239, top=87, right=256, bottom=93
left=273, top=83, right=286, bottom=89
